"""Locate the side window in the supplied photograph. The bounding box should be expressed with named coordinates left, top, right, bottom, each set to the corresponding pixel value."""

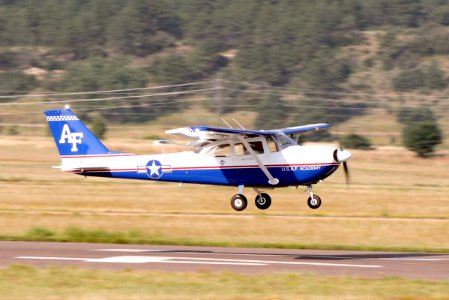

left=267, top=139, right=279, bottom=152
left=249, top=141, right=264, bottom=154
left=235, top=141, right=265, bottom=156
left=234, top=143, right=245, bottom=156
left=213, top=144, right=232, bottom=157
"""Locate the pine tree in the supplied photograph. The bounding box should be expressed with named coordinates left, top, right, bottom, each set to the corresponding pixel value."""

left=254, top=92, right=287, bottom=129
left=403, top=121, right=442, bottom=157
left=91, top=115, right=107, bottom=139
left=425, top=62, right=447, bottom=90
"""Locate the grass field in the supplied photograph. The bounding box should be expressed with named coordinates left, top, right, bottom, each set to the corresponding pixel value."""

left=0, top=135, right=448, bottom=252
left=0, top=264, right=448, bottom=300
left=0, top=130, right=448, bottom=299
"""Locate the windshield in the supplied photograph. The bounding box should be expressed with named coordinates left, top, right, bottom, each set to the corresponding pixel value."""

left=273, top=132, right=297, bottom=149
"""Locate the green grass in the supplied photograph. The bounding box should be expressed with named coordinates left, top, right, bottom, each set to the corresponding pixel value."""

left=0, top=226, right=448, bottom=254
left=0, top=264, right=448, bottom=300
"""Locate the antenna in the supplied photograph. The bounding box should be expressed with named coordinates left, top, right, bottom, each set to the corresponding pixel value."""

left=220, top=117, right=233, bottom=129
left=232, top=118, right=245, bottom=129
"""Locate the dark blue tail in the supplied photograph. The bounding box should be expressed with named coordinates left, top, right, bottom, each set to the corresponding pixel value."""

left=44, top=106, right=110, bottom=157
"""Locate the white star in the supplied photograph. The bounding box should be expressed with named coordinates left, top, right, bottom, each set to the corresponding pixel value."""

left=147, top=161, right=161, bottom=177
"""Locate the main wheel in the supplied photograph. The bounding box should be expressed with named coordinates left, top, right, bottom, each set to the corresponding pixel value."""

left=231, top=194, right=248, bottom=211
left=255, top=193, right=271, bottom=210
left=307, top=194, right=322, bottom=209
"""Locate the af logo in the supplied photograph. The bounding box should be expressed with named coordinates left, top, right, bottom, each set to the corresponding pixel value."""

left=59, top=124, right=83, bottom=152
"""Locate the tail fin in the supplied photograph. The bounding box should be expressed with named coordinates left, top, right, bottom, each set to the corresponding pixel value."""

left=44, top=106, right=110, bottom=157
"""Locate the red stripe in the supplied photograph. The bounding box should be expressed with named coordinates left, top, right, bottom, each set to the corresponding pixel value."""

left=67, top=163, right=338, bottom=173
left=171, top=162, right=337, bottom=170
left=61, top=153, right=136, bottom=158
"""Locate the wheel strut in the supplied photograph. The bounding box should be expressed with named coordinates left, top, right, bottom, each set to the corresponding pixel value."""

left=306, top=185, right=322, bottom=209
left=306, top=185, right=314, bottom=201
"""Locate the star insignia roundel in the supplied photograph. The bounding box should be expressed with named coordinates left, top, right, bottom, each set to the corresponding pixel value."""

left=146, top=160, right=163, bottom=179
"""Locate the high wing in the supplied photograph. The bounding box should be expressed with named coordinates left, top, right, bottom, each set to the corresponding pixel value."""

left=166, top=123, right=331, bottom=186
left=165, top=123, right=331, bottom=140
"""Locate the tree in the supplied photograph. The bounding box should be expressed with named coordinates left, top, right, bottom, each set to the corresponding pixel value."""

left=403, top=121, right=442, bottom=157
left=7, top=125, right=19, bottom=136
left=253, top=92, right=287, bottom=129
left=424, top=62, right=447, bottom=90
left=151, top=54, right=189, bottom=84
left=62, top=56, right=146, bottom=93
left=397, top=106, right=435, bottom=125
left=91, top=114, right=107, bottom=139
left=392, top=69, right=425, bottom=91
left=341, top=133, right=372, bottom=150
left=302, top=48, right=352, bottom=91
left=106, top=0, right=179, bottom=56
left=0, top=72, right=36, bottom=101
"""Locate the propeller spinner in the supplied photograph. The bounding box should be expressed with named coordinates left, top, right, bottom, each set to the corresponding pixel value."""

left=333, top=148, right=352, bottom=185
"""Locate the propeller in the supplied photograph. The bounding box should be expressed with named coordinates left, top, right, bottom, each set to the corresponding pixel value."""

left=333, top=144, right=352, bottom=187
left=343, top=160, right=350, bottom=186
left=334, top=124, right=351, bottom=187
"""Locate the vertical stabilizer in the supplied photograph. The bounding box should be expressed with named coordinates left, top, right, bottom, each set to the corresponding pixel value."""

left=44, top=106, right=110, bottom=157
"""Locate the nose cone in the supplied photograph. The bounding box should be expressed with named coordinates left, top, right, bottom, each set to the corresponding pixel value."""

left=334, top=149, right=352, bottom=162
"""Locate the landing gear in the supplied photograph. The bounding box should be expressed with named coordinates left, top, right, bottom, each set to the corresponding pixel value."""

left=307, top=195, right=322, bottom=209
left=306, top=185, right=322, bottom=209
left=231, top=194, right=248, bottom=211
left=230, top=185, right=272, bottom=211
left=255, top=193, right=271, bottom=210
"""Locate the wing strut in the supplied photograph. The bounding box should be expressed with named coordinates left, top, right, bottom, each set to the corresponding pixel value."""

left=238, top=136, right=279, bottom=186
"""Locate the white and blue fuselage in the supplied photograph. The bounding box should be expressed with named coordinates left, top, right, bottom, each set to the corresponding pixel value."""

left=45, top=106, right=351, bottom=210
left=60, top=145, right=340, bottom=187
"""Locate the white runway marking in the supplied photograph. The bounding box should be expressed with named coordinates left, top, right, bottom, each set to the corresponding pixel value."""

left=381, top=257, right=446, bottom=261
left=15, top=255, right=382, bottom=268
left=88, top=256, right=265, bottom=266
left=16, top=256, right=265, bottom=266
left=16, top=256, right=85, bottom=261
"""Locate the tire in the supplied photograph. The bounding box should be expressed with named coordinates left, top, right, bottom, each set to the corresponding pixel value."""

left=307, top=194, right=322, bottom=209
left=255, top=193, right=271, bottom=210
left=231, top=194, right=248, bottom=211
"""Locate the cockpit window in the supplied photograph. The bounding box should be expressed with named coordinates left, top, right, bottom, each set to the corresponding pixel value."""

left=273, top=132, right=297, bottom=149
left=234, top=141, right=264, bottom=156
left=267, top=138, right=279, bottom=152
left=208, top=143, right=232, bottom=157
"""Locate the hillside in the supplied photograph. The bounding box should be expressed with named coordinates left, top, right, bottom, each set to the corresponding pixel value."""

left=0, top=0, right=448, bottom=149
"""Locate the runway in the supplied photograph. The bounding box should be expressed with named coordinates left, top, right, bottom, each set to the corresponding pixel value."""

left=1, top=241, right=448, bottom=280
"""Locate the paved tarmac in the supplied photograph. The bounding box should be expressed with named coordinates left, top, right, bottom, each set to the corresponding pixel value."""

left=1, top=241, right=448, bottom=280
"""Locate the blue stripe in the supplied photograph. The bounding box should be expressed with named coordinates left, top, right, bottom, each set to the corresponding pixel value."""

left=77, top=165, right=339, bottom=187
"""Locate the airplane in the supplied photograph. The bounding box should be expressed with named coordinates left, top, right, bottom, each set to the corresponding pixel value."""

left=44, top=105, right=352, bottom=211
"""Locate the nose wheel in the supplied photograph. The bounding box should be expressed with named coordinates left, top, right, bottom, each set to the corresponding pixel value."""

left=306, top=185, right=322, bottom=209
left=307, top=194, right=322, bottom=209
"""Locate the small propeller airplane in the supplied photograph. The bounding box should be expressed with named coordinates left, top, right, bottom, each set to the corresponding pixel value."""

left=44, top=105, right=351, bottom=211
